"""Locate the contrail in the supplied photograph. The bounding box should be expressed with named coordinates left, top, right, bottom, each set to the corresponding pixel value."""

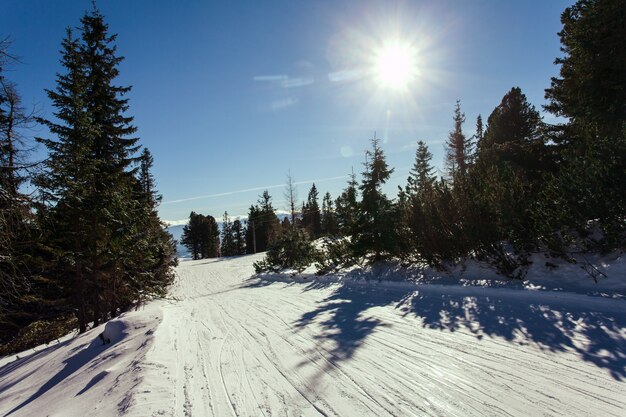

left=162, top=174, right=348, bottom=205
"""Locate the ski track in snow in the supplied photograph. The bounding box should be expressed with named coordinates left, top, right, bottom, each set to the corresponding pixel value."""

left=1, top=254, right=625, bottom=417
left=132, top=255, right=625, bottom=417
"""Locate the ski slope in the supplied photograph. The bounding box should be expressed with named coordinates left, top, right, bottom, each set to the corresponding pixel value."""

left=1, top=254, right=625, bottom=416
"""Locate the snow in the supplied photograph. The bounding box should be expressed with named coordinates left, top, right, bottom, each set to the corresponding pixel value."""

left=1, top=253, right=625, bottom=416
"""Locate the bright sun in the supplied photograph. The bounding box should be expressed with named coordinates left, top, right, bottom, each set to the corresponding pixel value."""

left=374, top=41, right=418, bottom=90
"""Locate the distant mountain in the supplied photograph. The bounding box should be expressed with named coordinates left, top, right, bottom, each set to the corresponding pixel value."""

left=165, top=224, right=190, bottom=259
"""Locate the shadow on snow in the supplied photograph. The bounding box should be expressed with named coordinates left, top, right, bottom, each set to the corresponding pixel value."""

left=3, top=322, right=127, bottom=416
left=292, top=278, right=626, bottom=381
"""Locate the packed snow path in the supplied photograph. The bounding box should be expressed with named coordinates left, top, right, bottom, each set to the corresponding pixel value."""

left=1, top=254, right=625, bottom=417
left=133, top=255, right=626, bottom=417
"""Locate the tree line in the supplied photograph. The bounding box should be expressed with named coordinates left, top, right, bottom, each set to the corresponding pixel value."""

left=0, top=7, right=176, bottom=353
left=250, top=0, right=624, bottom=277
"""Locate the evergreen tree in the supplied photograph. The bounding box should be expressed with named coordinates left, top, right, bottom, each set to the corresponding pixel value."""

left=320, top=192, right=338, bottom=236
left=245, top=191, right=280, bottom=253
left=478, top=87, right=545, bottom=176
left=231, top=218, right=246, bottom=255
left=302, top=183, right=321, bottom=238
left=407, top=140, right=436, bottom=195
left=539, top=0, right=626, bottom=250
left=444, top=100, right=472, bottom=182
left=126, top=147, right=176, bottom=305
left=545, top=0, right=625, bottom=139
left=352, top=138, right=396, bottom=262
left=181, top=212, right=202, bottom=260
left=35, top=27, right=95, bottom=332
left=335, top=169, right=359, bottom=236
left=220, top=211, right=235, bottom=257
left=181, top=212, right=220, bottom=259
left=401, top=141, right=437, bottom=260
left=36, top=9, right=172, bottom=331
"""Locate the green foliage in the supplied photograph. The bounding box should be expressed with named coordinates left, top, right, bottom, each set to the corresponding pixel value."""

left=335, top=171, right=359, bottom=236
left=445, top=100, right=472, bottom=182
left=253, top=228, right=318, bottom=273
left=246, top=191, right=280, bottom=253
left=351, top=138, right=397, bottom=262
left=539, top=0, right=626, bottom=252
left=181, top=212, right=220, bottom=259
left=320, top=192, right=338, bottom=236
left=302, top=183, right=321, bottom=238
left=315, top=237, right=354, bottom=275
left=32, top=8, right=176, bottom=334
left=0, top=314, right=78, bottom=356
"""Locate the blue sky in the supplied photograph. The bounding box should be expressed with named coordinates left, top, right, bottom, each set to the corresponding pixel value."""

left=2, top=0, right=572, bottom=223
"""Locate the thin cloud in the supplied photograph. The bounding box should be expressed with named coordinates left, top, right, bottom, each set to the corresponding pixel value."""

left=271, top=97, right=298, bottom=111
left=328, top=69, right=366, bottom=83
left=281, top=77, right=314, bottom=88
left=253, top=75, right=288, bottom=81
left=162, top=174, right=349, bottom=205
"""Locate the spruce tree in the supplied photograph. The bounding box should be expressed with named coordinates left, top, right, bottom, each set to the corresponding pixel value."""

left=181, top=212, right=202, bottom=260
left=37, top=9, right=171, bottom=331
left=407, top=140, right=436, bottom=195
left=335, top=169, right=359, bottom=236
left=302, top=183, right=321, bottom=238
left=444, top=100, right=472, bottom=183
left=320, top=192, right=338, bottom=236
left=539, top=0, right=626, bottom=250
left=352, top=138, right=396, bottom=262
left=221, top=211, right=235, bottom=256
left=36, top=27, right=94, bottom=332
left=231, top=219, right=246, bottom=255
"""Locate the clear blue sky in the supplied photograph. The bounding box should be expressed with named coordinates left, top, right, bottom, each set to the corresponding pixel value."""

left=2, top=0, right=572, bottom=224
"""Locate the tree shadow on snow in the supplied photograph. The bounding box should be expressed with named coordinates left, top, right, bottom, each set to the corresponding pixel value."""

left=294, top=286, right=401, bottom=362
left=295, top=283, right=626, bottom=381
left=4, top=321, right=126, bottom=416
left=405, top=288, right=626, bottom=380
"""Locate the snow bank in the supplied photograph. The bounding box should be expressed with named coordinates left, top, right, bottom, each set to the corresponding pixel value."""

left=256, top=250, right=626, bottom=299
left=0, top=304, right=163, bottom=417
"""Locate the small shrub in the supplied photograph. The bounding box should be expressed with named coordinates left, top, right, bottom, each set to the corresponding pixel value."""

left=254, top=228, right=318, bottom=273
left=0, top=314, right=78, bottom=356
left=315, top=237, right=354, bottom=274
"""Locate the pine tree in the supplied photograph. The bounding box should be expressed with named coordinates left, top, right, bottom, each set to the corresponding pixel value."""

left=126, top=147, right=176, bottom=304
left=220, top=211, right=235, bottom=256
left=245, top=191, right=280, bottom=253
left=231, top=219, right=246, bottom=255
left=36, top=9, right=170, bottom=331
left=181, top=212, right=220, bottom=259
left=407, top=140, right=436, bottom=195
left=320, top=192, right=338, bottom=236
left=35, top=27, right=94, bottom=332
left=335, top=169, right=359, bottom=236
left=401, top=141, right=437, bottom=260
left=302, top=183, right=321, bottom=238
left=539, top=0, right=626, bottom=250
left=444, top=100, right=472, bottom=183
left=545, top=0, right=625, bottom=139
left=352, top=138, right=396, bottom=262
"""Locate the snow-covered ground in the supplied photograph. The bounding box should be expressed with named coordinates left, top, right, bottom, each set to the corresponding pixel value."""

left=1, top=253, right=625, bottom=416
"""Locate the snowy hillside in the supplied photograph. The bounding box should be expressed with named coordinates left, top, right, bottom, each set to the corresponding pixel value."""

left=1, top=254, right=625, bottom=416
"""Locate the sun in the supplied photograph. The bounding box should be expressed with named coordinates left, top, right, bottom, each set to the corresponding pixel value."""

left=373, top=41, right=418, bottom=90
